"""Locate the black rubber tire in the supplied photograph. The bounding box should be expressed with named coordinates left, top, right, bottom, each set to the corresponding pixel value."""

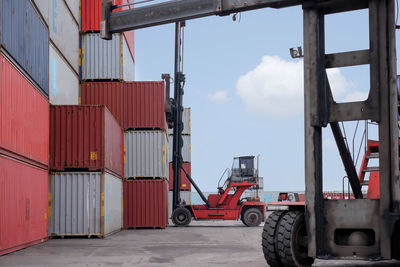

left=242, top=208, right=263, bottom=227
left=262, top=211, right=286, bottom=267
left=276, top=211, right=315, bottom=267
left=171, top=207, right=192, bottom=227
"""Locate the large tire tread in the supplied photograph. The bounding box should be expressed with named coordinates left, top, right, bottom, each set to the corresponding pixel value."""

left=276, top=211, right=314, bottom=267
left=262, top=211, right=286, bottom=267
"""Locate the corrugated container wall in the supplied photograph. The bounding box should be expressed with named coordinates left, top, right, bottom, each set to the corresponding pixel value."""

left=0, top=155, right=48, bottom=256
left=168, top=135, right=191, bottom=163
left=123, top=82, right=166, bottom=130
left=49, top=172, right=122, bottom=237
left=0, top=53, right=49, bottom=168
left=168, top=191, right=191, bottom=218
left=124, top=131, right=168, bottom=179
left=124, top=180, right=168, bottom=229
left=49, top=43, right=79, bottom=105
left=169, top=163, right=191, bottom=191
left=49, top=0, right=79, bottom=72
left=50, top=105, right=123, bottom=177
left=0, top=0, right=49, bottom=96
left=81, top=82, right=123, bottom=126
left=81, top=33, right=134, bottom=81
left=81, top=0, right=134, bottom=60
left=168, top=108, right=191, bottom=135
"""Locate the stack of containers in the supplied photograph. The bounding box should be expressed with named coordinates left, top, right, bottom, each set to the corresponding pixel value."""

left=81, top=81, right=169, bottom=229
left=0, top=0, right=49, bottom=255
left=49, top=105, right=123, bottom=237
left=168, top=108, right=192, bottom=218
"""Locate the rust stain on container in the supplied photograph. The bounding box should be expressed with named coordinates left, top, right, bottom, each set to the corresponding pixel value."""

left=123, top=81, right=166, bottom=130
left=123, top=179, right=168, bottom=229
left=0, top=155, right=48, bottom=256
left=50, top=105, right=123, bottom=177
left=81, top=82, right=124, bottom=126
left=169, top=163, right=192, bottom=191
left=0, top=53, right=49, bottom=168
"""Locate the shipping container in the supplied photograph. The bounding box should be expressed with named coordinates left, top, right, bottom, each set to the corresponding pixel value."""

left=65, top=0, right=80, bottom=24
left=0, top=155, right=48, bottom=256
left=49, top=43, right=79, bottom=105
left=168, top=191, right=191, bottom=219
left=49, top=172, right=122, bottom=237
left=124, top=131, right=168, bottom=179
left=50, top=105, right=123, bottom=177
left=168, top=135, right=191, bottom=163
left=31, top=0, right=49, bottom=24
left=81, top=33, right=134, bottom=81
left=49, top=0, right=79, bottom=72
left=81, top=0, right=134, bottom=59
left=0, top=0, right=49, bottom=96
left=124, top=180, right=168, bottom=229
left=81, top=82, right=124, bottom=126
left=123, top=82, right=166, bottom=130
left=168, top=163, right=191, bottom=191
left=0, top=53, right=49, bottom=168
left=168, top=107, right=191, bottom=135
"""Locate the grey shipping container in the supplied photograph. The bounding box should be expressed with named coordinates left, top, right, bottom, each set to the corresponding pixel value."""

left=0, top=0, right=49, bottom=96
left=124, top=130, right=168, bottom=179
left=168, top=135, right=191, bottom=163
left=168, top=191, right=191, bottom=218
left=49, top=43, right=79, bottom=105
left=82, top=33, right=135, bottom=81
left=49, top=172, right=122, bottom=237
left=168, top=107, right=191, bottom=135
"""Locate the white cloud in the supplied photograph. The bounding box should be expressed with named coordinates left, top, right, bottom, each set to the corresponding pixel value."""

left=208, top=90, right=229, bottom=102
left=323, top=138, right=337, bottom=151
left=236, top=55, right=355, bottom=118
left=342, top=91, right=369, bottom=102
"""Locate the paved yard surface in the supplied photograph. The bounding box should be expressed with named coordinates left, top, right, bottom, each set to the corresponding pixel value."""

left=0, top=221, right=399, bottom=267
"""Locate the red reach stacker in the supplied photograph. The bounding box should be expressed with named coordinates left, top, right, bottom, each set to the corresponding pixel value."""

left=171, top=156, right=266, bottom=227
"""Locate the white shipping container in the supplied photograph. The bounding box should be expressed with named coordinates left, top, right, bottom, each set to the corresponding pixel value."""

left=49, top=172, right=122, bottom=237
left=168, top=135, right=191, bottom=163
left=65, top=0, right=80, bottom=24
left=167, top=107, right=191, bottom=135
left=124, top=130, right=168, bottom=179
left=49, top=0, right=79, bottom=71
left=49, top=43, right=79, bottom=104
left=168, top=191, right=191, bottom=218
left=32, top=0, right=49, bottom=24
left=82, top=33, right=135, bottom=81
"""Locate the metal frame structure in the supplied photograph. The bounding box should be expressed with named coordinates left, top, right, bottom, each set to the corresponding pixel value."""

left=101, top=0, right=400, bottom=261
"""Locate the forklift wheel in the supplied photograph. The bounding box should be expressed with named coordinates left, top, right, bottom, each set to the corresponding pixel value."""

left=242, top=208, right=263, bottom=227
left=262, top=211, right=286, bottom=267
left=276, top=211, right=315, bottom=267
left=172, top=207, right=192, bottom=227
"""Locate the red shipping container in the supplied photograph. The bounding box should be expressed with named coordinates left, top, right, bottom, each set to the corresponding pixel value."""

left=168, top=163, right=191, bottom=191
left=81, top=82, right=124, bottom=126
left=81, top=0, right=134, bottom=59
left=123, top=81, right=166, bottom=130
left=50, top=105, right=123, bottom=177
left=0, top=155, right=48, bottom=256
left=0, top=53, right=49, bottom=169
left=124, top=179, right=168, bottom=229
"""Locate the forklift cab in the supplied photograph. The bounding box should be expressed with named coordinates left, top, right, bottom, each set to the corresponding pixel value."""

left=231, top=156, right=255, bottom=179
left=218, top=156, right=257, bottom=194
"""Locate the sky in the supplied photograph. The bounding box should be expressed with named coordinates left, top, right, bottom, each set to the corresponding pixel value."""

left=134, top=5, right=400, bottom=192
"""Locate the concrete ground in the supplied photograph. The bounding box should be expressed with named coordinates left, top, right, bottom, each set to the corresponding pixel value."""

left=0, top=221, right=399, bottom=267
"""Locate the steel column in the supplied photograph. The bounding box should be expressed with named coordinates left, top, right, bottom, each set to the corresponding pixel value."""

left=303, top=7, right=325, bottom=257
left=369, top=0, right=399, bottom=259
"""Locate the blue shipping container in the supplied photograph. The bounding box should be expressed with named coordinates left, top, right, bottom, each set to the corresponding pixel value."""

left=0, top=0, right=49, bottom=96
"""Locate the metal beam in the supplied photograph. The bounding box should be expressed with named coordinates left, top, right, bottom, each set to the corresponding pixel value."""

left=325, top=50, right=369, bottom=68
left=101, top=0, right=305, bottom=35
